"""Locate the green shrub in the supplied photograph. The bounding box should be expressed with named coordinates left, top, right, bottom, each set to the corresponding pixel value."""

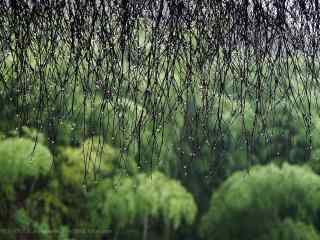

left=60, top=137, right=138, bottom=186
left=258, top=219, right=319, bottom=240
left=0, top=138, right=52, bottom=183
left=88, top=171, right=197, bottom=237
left=0, top=137, right=60, bottom=240
left=200, top=163, right=320, bottom=239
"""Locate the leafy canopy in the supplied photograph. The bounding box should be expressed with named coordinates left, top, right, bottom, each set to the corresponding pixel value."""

left=201, top=163, right=320, bottom=240
left=88, top=171, right=197, bottom=230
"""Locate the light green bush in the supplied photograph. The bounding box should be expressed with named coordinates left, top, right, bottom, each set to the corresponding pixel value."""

left=200, top=163, right=320, bottom=240
left=88, top=171, right=197, bottom=235
left=0, top=138, right=52, bottom=183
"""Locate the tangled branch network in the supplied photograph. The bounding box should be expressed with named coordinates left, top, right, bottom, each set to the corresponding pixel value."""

left=1, top=0, right=320, bottom=171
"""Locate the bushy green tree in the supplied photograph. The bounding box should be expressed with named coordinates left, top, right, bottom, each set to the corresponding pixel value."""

left=0, top=138, right=52, bottom=183
left=0, top=137, right=68, bottom=240
left=258, top=219, right=319, bottom=240
left=200, top=163, right=320, bottom=240
left=51, top=136, right=138, bottom=239
left=88, top=171, right=197, bottom=240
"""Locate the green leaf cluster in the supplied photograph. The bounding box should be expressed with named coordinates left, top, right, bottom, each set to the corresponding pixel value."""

left=88, top=171, right=197, bottom=231
left=0, top=138, right=52, bottom=183
left=201, top=163, right=320, bottom=239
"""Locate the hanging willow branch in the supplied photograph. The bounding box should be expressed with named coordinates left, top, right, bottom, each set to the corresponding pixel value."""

left=0, top=0, right=320, bottom=178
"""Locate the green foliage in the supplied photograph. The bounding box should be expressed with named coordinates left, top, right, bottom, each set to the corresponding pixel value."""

left=57, top=226, right=70, bottom=240
left=0, top=137, right=69, bottom=240
left=138, top=110, right=185, bottom=174
left=33, top=222, right=50, bottom=240
left=200, top=163, right=320, bottom=240
left=55, top=137, right=140, bottom=239
left=15, top=208, right=32, bottom=228
left=258, top=219, right=319, bottom=240
left=254, top=102, right=308, bottom=165
left=20, top=126, right=46, bottom=144
left=0, top=138, right=52, bottom=183
left=308, top=115, right=320, bottom=174
left=136, top=172, right=197, bottom=228
left=88, top=171, right=197, bottom=234
left=60, top=137, right=138, bottom=186
left=2, top=42, right=320, bottom=240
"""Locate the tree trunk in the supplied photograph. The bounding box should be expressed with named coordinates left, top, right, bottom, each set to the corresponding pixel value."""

left=143, top=215, right=149, bottom=240
left=113, top=228, right=120, bottom=240
left=163, top=223, right=170, bottom=240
